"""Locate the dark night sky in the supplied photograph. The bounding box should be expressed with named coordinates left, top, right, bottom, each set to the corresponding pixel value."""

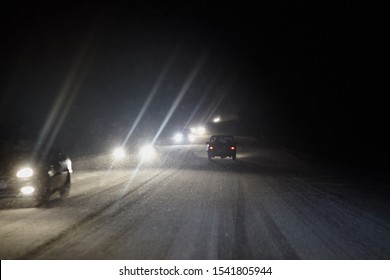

left=1, top=1, right=389, bottom=170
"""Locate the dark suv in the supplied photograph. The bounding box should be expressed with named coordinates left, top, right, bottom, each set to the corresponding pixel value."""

left=206, top=135, right=237, bottom=160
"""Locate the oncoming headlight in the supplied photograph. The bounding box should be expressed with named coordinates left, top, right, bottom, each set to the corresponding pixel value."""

left=139, top=145, right=156, bottom=161
left=174, top=133, right=183, bottom=143
left=196, top=126, right=206, bottom=134
left=112, top=147, right=126, bottom=160
left=20, top=186, right=35, bottom=195
left=190, top=126, right=205, bottom=135
left=16, top=167, right=33, bottom=178
left=188, top=133, right=196, bottom=142
left=213, top=116, right=221, bottom=123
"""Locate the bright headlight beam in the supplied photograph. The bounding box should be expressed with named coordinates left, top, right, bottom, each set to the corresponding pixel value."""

left=188, top=134, right=196, bottom=142
left=139, top=145, right=156, bottom=161
left=174, top=133, right=183, bottom=142
left=122, top=46, right=178, bottom=147
left=104, top=46, right=179, bottom=180
left=112, top=147, right=126, bottom=160
left=152, top=50, right=209, bottom=146
left=113, top=47, right=209, bottom=207
left=17, top=167, right=33, bottom=178
left=20, top=186, right=35, bottom=195
left=182, top=82, right=212, bottom=132
left=200, top=73, right=236, bottom=125
left=34, top=29, right=97, bottom=161
left=197, top=126, right=205, bottom=134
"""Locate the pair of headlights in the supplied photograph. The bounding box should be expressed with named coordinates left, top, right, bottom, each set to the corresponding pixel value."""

left=112, top=145, right=156, bottom=161
left=174, top=133, right=196, bottom=143
left=14, top=167, right=35, bottom=195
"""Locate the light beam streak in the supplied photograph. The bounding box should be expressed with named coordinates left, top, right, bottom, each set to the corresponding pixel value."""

left=151, top=50, right=209, bottom=145
left=34, top=30, right=97, bottom=160
left=121, top=46, right=179, bottom=147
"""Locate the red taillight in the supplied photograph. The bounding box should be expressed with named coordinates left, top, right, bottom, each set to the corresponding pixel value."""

left=230, top=146, right=235, bottom=150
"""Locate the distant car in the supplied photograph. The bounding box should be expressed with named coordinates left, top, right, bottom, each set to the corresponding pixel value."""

left=111, top=141, right=159, bottom=164
left=206, top=135, right=237, bottom=160
left=0, top=139, right=72, bottom=205
left=173, top=128, right=196, bottom=144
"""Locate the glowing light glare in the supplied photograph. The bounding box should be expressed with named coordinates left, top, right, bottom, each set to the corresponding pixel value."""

left=213, top=116, right=221, bottom=123
left=16, top=167, right=33, bottom=178
left=139, top=145, right=156, bottom=161
left=174, top=133, right=183, bottom=143
left=112, top=147, right=126, bottom=160
left=66, top=159, right=73, bottom=173
left=197, top=126, right=206, bottom=134
left=20, top=186, right=35, bottom=195
left=190, top=126, right=205, bottom=135
left=151, top=50, right=209, bottom=148
left=188, top=134, right=196, bottom=142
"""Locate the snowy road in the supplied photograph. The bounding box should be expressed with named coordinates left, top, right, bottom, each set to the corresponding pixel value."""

left=1, top=138, right=389, bottom=259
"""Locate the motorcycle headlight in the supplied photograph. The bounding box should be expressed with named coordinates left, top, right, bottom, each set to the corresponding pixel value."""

left=16, top=167, right=34, bottom=178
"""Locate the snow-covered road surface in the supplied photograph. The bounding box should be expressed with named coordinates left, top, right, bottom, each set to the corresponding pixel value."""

left=1, top=138, right=389, bottom=259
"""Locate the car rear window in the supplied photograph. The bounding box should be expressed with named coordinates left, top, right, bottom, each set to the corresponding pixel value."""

left=210, top=136, right=234, bottom=144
